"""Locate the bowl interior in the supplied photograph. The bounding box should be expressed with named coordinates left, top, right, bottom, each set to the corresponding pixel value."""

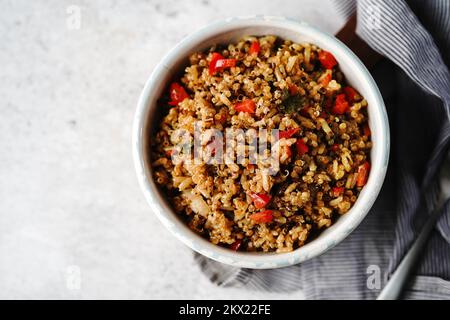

left=134, top=17, right=389, bottom=269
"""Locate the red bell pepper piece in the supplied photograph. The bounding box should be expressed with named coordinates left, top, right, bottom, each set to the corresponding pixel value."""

left=331, top=144, right=340, bottom=152
left=168, top=82, right=189, bottom=106
left=318, top=50, right=337, bottom=69
left=356, top=161, right=371, bottom=187
left=285, top=145, right=293, bottom=158
left=279, top=128, right=300, bottom=139
left=332, top=186, right=344, bottom=197
left=230, top=240, right=242, bottom=251
left=343, top=86, right=358, bottom=102
left=296, top=139, right=309, bottom=155
left=288, top=83, right=299, bottom=95
left=332, top=94, right=350, bottom=115
left=249, top=40, right=260, bottom=55
left=209, top=52, right=223, bottom=75
left=165, top=149, right=174, bottom=157
left=250, top=193, right=272, bottom=209
left=319, top=70, right=332, bottom=87
left=234, top=99, right=255, bottom=114
left=249, top=210, right=273, bottom=224
left=215, top=58, right=236, bottom=69
left=363, top=123, right=371, bottom=137
left=209, top=52, right=237, bottom=75
left=217, top=112, right=227, bottom=124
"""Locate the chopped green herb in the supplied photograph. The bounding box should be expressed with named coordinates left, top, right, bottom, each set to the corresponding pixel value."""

left=281, top=94, right=308, bottom=114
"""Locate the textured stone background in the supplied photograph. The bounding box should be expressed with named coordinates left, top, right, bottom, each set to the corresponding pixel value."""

left=0, top=0, right=345, bottom=299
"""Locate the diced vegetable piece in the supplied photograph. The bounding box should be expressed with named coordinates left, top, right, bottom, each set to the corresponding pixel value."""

left=168, top=82, right=189, bottom=106
left=332, top=186, right=344, bottom=197
left=318, top=50, right=337, bottom=69
left=343, top=86, right=358, bottom=102
left=288, top=83, right=299, bottom=95
left=363, top=123, right=371, bottom=137
left=215, top=58, right=236, bottom=69
left=331, top=144, right=340, bottom=152
left=319, top=70, right=332, bottom=87
left=165, top=149, right=174, bottom=157
left=209, top=52, right=224, bottom=75
left=296, top=139, right=309, bottom=155
left=230, top=240, right=242, bottom=251
left=332, top=93, right=350, bottom=115
left=356, top=161, right=371, bottom=187
left=217, top=112, right=227, bottom=124
left=285, top=145, right=293, bottom=158
left=279, top=128, right=300, bottom=139
left=209, top=52, right=237, bottom=75
left=234, top=99, right=255, bottom=114
left=249, top=210, right=273, bottom=223
left=250, top=193, right=272, bottom=209
left=249, top=40, right=260, bottom=55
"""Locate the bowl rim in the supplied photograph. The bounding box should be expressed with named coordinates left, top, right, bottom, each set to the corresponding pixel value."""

left=132, top=16, right=390, bottom=269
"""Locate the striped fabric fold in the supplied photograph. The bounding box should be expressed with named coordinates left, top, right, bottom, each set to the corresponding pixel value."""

left=196, top=0, right=450, bottom=299
left=437, top=197, right=450, bottom=245
left=357, top=1, right=450, bottom=107
left=356, top=0, right=450, bottom=279
left=333, top=0, right=356, bottom=21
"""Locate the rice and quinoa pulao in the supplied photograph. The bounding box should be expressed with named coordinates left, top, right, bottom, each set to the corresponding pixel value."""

left=151, top=36, right=372, bottom=253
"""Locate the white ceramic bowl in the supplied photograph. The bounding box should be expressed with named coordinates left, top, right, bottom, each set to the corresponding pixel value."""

left=133, top=16, right=389, bottom=269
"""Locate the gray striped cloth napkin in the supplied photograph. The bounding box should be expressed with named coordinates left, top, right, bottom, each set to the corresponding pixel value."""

left=196, top=0, right=450, bottom=299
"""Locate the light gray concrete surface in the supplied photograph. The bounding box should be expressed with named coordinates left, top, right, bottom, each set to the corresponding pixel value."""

left=0, top=0, right=344, bottom=299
